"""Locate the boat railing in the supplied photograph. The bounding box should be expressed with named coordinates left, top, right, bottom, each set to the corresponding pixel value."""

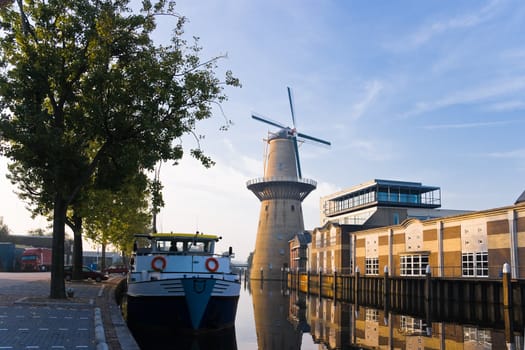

left=134, top=249, right=232, bottom=261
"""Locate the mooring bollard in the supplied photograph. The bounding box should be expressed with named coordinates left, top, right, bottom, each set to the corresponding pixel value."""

left=355, top=266, right=360, bottom=305
left=425, top=265, right=433, bottom=335
left=319, top=268, right=322, bottom=298
left=425, top=265, right=432, bottom=302
left=306, top=270, right=310, bottom=295
left=502, top=263, right=515, bottom=349
left=383, top=266, right=390, bottom=313
left=333, top=269, right=337, bottom=300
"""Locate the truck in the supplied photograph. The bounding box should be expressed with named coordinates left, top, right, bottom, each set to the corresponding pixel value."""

left=20, top=247, right=52, bottom=272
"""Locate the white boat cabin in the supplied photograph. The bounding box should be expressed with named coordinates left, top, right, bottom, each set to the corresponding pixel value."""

left=134, top=233, right=222, bottom=256
left=130, top=233, right=234, bottom=275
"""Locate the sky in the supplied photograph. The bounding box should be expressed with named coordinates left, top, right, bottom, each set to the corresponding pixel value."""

left=1, top=0, right=525, bottom=261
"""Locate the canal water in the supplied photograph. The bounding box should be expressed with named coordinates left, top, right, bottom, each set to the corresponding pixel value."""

left=129, top=278, right=525, bottom=349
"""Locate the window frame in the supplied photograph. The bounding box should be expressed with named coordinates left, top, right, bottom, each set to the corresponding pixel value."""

left=365, top=257, right=379, bottom=275
left=400, top=254, right=429, bottom=276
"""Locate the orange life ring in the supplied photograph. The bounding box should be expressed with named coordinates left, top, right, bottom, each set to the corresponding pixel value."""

left=151, top=256, right=167, bottom=271
left=205, top=257, right=219, bottom=272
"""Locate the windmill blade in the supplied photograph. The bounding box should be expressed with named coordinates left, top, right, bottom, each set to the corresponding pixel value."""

left=287, top=87, right=297, bottom=129
left=251, top=114, right=287, bottom=129
left=297, top=132, right=331, bottom=146
left=292, top=136, right=302, bottom=179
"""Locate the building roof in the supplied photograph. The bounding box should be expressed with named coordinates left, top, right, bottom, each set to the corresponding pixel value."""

left=323, top=179, right=439, bottom=200
left=516, top=190, right=525, bottom=204
left=290, top=231, right=311, bottom=245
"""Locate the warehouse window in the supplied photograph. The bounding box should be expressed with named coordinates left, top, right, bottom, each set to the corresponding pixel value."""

left=462, top=252, right=488, bottom=277
left=365, top=258, right=379, bottom=275
left=366, top=309, right=378, bottom=322
left=400, top=316, right=425, bottom=335
left=400, top=254, right=429, bottom=276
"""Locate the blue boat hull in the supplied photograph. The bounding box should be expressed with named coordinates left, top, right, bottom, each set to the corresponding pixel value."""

left=126, top=294, right=239, bottom=331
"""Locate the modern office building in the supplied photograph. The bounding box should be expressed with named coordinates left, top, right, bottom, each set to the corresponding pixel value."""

left=311, top=179, right=469, bottom=274
left=320, top=179, right=467, bottom=227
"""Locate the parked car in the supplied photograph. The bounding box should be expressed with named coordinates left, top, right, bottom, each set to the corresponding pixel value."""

left=64, top=265, right=108, bottom=282
left=104, top=264, right=129, bottom=275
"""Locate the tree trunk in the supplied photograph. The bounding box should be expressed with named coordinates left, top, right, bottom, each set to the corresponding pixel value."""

left=72, top=215, right=83, bottom=280
left=101, top=242, right=107, bottom=271
left=50, top=193, right=67, bottom=299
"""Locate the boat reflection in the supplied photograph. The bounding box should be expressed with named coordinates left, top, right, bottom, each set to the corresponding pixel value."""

left=130, top=326, right=237, bottom=350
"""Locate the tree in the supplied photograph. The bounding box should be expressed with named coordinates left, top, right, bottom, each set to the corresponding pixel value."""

left=0, top=0, right=239, bottom=298
left=0, top=217, right=9, bottom=240
left=28, top=228, right=50, bottom=236
left=82, top=173, right=151, bottom=270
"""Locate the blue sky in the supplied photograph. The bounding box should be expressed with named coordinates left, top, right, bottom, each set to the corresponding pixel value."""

left=1, top=0, right=524, bottom=260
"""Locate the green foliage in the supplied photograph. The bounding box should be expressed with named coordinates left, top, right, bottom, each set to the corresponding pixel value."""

left=0, top=217, right=9, bottom=239
left=0, top=0, right=239, bottom=297
left=28, top=228, right=50, bottom=236
left=82, top=174, right=151, bottom=255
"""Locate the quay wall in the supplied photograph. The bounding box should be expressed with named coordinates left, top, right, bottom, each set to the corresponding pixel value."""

left=288, top=270, right=525, bottom=331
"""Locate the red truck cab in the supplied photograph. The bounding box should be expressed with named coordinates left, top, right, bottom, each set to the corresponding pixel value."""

left=20, top=248, right=52, bottom=272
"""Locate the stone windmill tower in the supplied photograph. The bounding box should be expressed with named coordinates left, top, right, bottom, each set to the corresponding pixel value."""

left=247, top=87, right=330, bottom=280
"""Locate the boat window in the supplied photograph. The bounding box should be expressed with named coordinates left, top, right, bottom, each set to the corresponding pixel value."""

left=134, top=238, right=152, bottom=255
left=157, top=241, right=168, bottom=252
left=189, top=242, right=202, bottom=252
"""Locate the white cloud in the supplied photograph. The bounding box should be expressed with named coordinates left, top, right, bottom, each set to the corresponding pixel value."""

left=302, top=180, right=340, bottom=229
left=155, top=153, right=260, bottom=260
left=349, top=80, right=384, bottom=121
left=402, top=76, right=525, bottom=118
left=485, top=149, right=525, bottom=159
left=407, top=0, right=504, bottom=47
left=0, top=158, right=50, bottom=233
left=421, top=120, right=517, bottom=130
left=487, top=100, right=525, bottom=112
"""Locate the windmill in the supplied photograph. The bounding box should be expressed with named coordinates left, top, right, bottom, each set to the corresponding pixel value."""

left=252, top=87, right=331, bottom=178
left=247, top=87, right=331, bottom=280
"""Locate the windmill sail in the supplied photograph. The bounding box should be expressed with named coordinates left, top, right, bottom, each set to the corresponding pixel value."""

left=251, top=86, right=331, bottom=179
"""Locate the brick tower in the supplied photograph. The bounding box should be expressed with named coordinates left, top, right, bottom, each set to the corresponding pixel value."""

left=247, top=87, right=330, bottom=280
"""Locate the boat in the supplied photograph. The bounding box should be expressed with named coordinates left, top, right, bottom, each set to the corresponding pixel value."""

left=126, top=232, right=241, bottom=332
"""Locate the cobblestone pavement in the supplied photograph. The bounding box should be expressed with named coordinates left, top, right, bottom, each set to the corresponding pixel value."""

left=0, top=273, right=139, bottom=350
left=0, top=304, right=95, bottom=349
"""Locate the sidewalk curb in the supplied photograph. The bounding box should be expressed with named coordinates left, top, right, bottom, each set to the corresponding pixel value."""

left=109, top=279, right=140, bottom=350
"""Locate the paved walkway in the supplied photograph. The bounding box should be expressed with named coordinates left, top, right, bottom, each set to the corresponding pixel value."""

left=0, top=273, right=139, bottom=350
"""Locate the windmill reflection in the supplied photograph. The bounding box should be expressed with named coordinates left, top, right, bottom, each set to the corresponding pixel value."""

left=250, top=280, right=304, bottom=349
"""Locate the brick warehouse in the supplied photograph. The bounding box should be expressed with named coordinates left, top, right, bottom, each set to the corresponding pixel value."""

left=307, top=180, right=525, bottom=279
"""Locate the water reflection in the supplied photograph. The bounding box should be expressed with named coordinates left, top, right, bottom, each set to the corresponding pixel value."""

left=307, top=293, right=352, bottom=349
left=250, top=280, right=304, bottom=349
left=294, top=291, right=523, bottom=350
left=126, top=278, right=525, bottom=349
left=130, top=326, right=237, bottom=350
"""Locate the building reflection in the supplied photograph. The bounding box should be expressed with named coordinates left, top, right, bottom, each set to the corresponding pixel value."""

left=296, top=291, right=521, bottom=350
left=246, top=277, right=525, bottom=350
left=307, top=296, right=352, bottom=349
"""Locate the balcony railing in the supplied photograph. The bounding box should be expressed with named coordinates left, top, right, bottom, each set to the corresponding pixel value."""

left=246, top=176, right=317, bottom=187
